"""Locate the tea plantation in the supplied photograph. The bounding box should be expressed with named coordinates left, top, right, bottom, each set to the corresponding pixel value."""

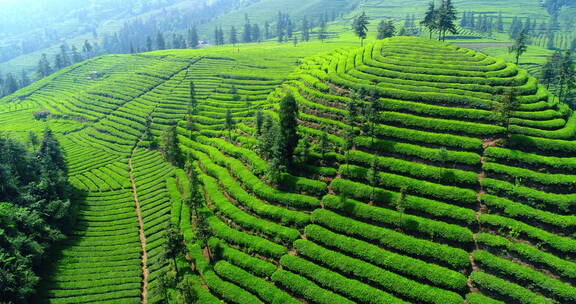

left=0, top=36, right=574, bottom=304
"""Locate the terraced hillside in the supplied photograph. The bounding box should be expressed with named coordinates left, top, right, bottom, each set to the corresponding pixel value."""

left=1, top=36, right=575, bottom=304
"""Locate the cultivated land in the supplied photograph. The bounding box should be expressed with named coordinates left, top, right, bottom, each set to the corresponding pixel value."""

left=1, top=34, right=575, bottom=304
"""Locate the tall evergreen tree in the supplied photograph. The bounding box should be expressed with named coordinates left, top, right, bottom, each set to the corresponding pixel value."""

left=558, top=51, right=575, bottom=104
left=3, top=73, right=18, bottom=95
left=188, top=26, right=199, bottom=48
left=278, top=92, right=299, bottom=168
left=146, top=36, right=153, bottom=51
left=83, top=40, right=93, bottom=57
left=541, top=51, right=560, bottom=90
left=71, top=45, right=83, bottom=63
left=37, top=54, right=52, bottom=78
left=508, top=28, right=528, bottom=65
left=59, top=45, right=70, bottom=67
left=302, top=17, right=310, bottom=42
left=229, top=26, right=238, bottom=45
left=20, top=71, right=31, bottom=88
left=377, top=19, right=396, bottom=39
left=352, top=12, right=370, bottom=46
left=496, top=12, right=504, bottom=33
left=437, top=0, right=458, bottom=41
left=421, top=1, right=438, bottom=39
left=264, top=21, right=271, bottom=40
left=318, top=19, right=328, bottom=42
left=163, top=224, right=186, bottom=278
left=161, top=124, right=183, bottom=167
left=546, top=31, right=555, bottom=50
left=225, top=109, right=235, bottom=140
left=252, top=24, right=261, bottom=42
left=493, top=89, right=521, bottom=137
left=156, top=32, right=166, bottom=50
left=243, top=24, right=252, bottom=43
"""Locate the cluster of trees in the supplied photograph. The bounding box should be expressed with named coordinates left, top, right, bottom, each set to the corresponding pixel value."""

left=252, top=93, right=300, bottom=185
left=460, top=12, right=503, bottom=36
left=0, top=130, right=72, bottom=303
left=352, top=13, right=402, bottom=45
left=212, top=11, right=338, bottom=46
left=541, top=50, right=576, bottom=106
left=0, top=42, right=93, bottom=98
left=421, top=0, right=458, bottom=41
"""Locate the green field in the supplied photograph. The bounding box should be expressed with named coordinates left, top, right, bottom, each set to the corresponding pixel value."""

left=2, top=0, right=576, bottom=303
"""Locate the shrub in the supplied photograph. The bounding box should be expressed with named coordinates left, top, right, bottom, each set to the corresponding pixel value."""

left=311, top=209, right=470, bottom=270
left=470, top=271, right=554, bottom=304
left=279, top=254, right=408, bottom=304
left=214, top=261, right=300, bottom=304
left=473, top=250, right=576, bottom=302
left=340, top=164, right=478, bottom=205
left=304, top=224, right=468, bottom=291
left=330, top=178, right=477, bottom=225
left=292, top=239, right=464, bottom=304
left=271, top=269, right=355, bottom=304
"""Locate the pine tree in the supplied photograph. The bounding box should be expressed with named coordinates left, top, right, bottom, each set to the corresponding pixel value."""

left=218, top=27, right=225, bottom=45
left=278, top=92, right=299, bottom=168
left=59, top=45, right=70, bottom=67
left=558, top=51, right=575, bottom=104
left=286, top=18, right=294, bottom=38
left=71, top=45, right=83, bottom=63
left=243, top=23, right=252, bottom=43
left=185, top=161, right=203, bottom=223
left=83, top=40, right=93, bottom=57
left=161, top=124, right=183, bottom=167
left=163, top=224, right=186, bottom=278
left=318, top=124, right=329, bottom=158
left=20, top=71, right=30, bottom=88
left=229, top=26, right=238, bottom=45
left=242, top=13, right=252, bottom=43
left=3, top=73, right=19, bottom=95
left=541, top=51, right=560, bottom=90
left=37, top=54, right=52, bottom=78
left=493, top=88, right=521, bottom=137
left=437, top=0, right=458, bottom=41
left=496, top=12, right=504, bottom=33
left=156, top=32, right=166, bottom=50
left=460, top=11, right=468, bottom=28
left=421, top=1, right=438, bottom=39
left=318, top=19, right=328, bottom=42
left=188, top=26, right=199, bottom=48
left=255, top=111, right=264, bottom=136
left=546, top=31, right=555, bottom=50
left=377, top=19, right=396, bottom=39
left=264, top=21, right=271, bottom=39
left=252, top=24, right=261, bottom=42
left=302, top=17, right=310, bottom=42
left=277, top=12, right=285, bottom=43
left=54, top=54, right=64, bottom=70
left=352, top=12, right=370, bottom=46
left=146, top=36, right=153, bottom=51
left=508, top=28, right=528, bottom=65
left=367, top=155, right=379, bottom=203
left=225, top=109, right=235, bottom=140
left=214, top=27, right=219, bottom=45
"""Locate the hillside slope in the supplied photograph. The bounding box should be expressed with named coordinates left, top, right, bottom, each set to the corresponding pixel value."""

left=1, top=37, right=575, bottom=304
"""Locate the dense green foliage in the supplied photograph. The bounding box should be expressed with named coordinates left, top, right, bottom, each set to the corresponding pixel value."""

left=0, top=131, right=71, bottom=302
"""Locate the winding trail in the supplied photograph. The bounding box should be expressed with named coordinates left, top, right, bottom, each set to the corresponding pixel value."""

left=129, top=148, right=149, bottom=304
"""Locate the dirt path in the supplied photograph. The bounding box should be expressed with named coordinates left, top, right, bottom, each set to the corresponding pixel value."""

left=129, top=150, right=149, bottom=304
